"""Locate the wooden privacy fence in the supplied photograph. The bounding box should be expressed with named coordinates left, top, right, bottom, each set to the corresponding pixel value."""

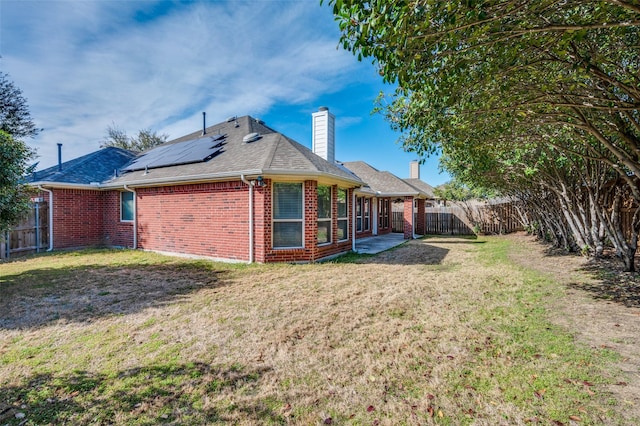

left=392, top=202, right=524, bottom=235
left=1, top=201, right=49, bottom=260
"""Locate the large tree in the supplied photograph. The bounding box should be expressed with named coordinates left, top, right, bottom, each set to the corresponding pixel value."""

left=100, top=124, right=168, bottom=152
left=0, top=73, right=38, bottom=233
left=328, top=0, right=640, bottom=269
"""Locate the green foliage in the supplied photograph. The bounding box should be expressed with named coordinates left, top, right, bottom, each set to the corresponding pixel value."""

left=0, top=73, right=39, bottom=233
left=100, top=123, right=168, bottom=152
left=0, top=73, right=40, bottom=139
left=327, top=0, right=640, bottom=186
left=0, top=131, right=34, bottom=233
left=434, top=179, right=494, bottom=202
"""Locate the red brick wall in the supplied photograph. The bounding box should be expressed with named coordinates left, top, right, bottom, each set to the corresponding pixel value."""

left=51, top=188, right=105, bottom=249
left=403, top=196, right=414, bottom=239
left=136, top=181, right=250, bottom=261
left=102, top=190, right=134, bottom=248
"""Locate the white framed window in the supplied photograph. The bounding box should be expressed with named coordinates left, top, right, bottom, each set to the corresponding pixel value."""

left=273, top=182, right=303, bottom=248
left=337, top=188, right=348, bottom=241
left=317, top=185, right=332, bottom=245
left=356, top=197, right=371, bottom=232
left=364, top=197, right=370, bottom=231
left=121, top=191, right=134, bottom=222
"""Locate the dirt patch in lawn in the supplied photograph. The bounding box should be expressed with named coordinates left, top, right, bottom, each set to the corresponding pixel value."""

left=0, top=262, right=228, bottom=329
left=507, top=232, right=640, bottom=424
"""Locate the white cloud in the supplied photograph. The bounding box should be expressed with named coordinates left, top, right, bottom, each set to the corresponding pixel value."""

left=1, top=0, right=361, bottom=169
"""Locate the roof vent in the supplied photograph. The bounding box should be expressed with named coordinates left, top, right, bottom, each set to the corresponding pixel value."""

left=243, top=132, right=261, bottom=143
left=226, top=116, right=237, bottom=122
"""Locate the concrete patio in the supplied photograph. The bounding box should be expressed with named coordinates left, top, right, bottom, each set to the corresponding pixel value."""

left=355, top=233, right=408, bottom=254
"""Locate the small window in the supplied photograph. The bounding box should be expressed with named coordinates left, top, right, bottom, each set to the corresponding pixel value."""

left=337, top=188, right=348, bottom=241
left=273, top=182, right=303, bottom=248
left=121, top=191, right=134, bottom=222
left=317, top=185, right=332, bottom=245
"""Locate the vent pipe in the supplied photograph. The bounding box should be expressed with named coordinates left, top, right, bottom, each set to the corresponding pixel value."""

left=312, top=106, right=335, bottom=164
left=202, top=112, right=206, bottom=135
left=57, top=143, right=63, bottom=171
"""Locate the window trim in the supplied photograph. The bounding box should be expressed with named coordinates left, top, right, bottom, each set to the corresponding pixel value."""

left=120, top=191, right=134, bottom=222
left=272, top=182, right=304, bottom=249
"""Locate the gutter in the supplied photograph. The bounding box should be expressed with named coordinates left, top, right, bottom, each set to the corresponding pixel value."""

left=100, top=169, right=363, bottom=190
left=37, top=186, right=54, bottom=251
left=240, top=174, right=254, bottom=263
left=123, top=185, right=137, bottom=249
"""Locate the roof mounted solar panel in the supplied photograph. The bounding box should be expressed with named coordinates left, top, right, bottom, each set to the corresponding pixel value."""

left=122, top=135, right=225, bottom=172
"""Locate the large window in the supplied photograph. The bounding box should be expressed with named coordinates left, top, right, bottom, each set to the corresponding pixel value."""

left=273, top=183, right=303, bottom=248
left=356, top=197, right=370, bottom=232
left=317, top=185, right=331, bottom=245
left=121, top=191, right=134, bottom=222
left=364, top=198, right=370, bottom=231
left=337, top=188, right=348, bottom=241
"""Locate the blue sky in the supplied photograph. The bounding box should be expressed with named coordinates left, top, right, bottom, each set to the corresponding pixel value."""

left=0, top=0, right=450, bottom=186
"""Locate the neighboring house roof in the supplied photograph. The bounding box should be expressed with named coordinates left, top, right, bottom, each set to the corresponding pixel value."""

left=342, top=161, right=427, bottom=198
left=27, top=147, right=137, bottom=187
left=105, top=115, right=363, bottom=188
left=403, top=178, right=437, bottom=199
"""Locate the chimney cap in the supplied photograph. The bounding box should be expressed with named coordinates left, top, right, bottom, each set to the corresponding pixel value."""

left=318, top=106, right=329, bottom=111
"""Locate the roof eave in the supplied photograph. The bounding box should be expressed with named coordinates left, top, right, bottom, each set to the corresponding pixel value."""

left=100, top=168, right=363, bottom=189
left=29, top=181, right=102, bottom=190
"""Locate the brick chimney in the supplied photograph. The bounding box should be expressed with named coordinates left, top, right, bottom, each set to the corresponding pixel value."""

left=410, top=160, right=420, bottom=179
left=312, top=106, right=335, bottom=164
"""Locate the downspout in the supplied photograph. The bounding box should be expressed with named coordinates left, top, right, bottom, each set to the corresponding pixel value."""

left=123, top=185, right=137, bottom=249
left=352, top=189, right=357, bottom=252
left=37, top=185, right=54, bottom=251
left=240, top=175, right=254, bottom=263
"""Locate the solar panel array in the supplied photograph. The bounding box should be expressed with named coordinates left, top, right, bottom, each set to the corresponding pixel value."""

left=122, top=134, right=226, bottom=172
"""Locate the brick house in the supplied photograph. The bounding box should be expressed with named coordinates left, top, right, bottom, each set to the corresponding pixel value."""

left=28, top=108, right=432, bottom=263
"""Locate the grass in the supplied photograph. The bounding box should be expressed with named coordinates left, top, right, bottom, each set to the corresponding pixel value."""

left=0, top=237, right=629, bottom=425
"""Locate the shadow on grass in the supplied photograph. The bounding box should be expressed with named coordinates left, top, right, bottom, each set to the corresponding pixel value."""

left=0, top=261, right=231, bottom=330
left=423, top=234, right=486, bottom=244
left=0, top=362, right=277, bottom=425
left=566, top=260, right=640, bottom=308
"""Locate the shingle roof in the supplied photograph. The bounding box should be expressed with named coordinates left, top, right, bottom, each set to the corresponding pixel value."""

left=403, top=178, right=437, bottom=199
left=342, top=161, right=426, bottom=197
left=28, top=147, right=136, bottom=185
left=107, top=116, right=362, bottom=187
